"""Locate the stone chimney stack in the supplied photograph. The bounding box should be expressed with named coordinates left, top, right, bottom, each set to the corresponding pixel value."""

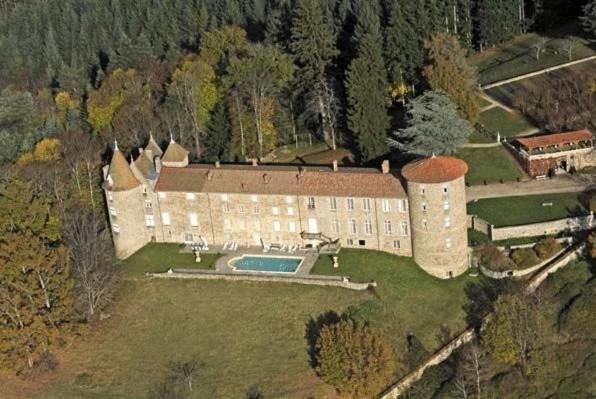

left=381, top=160, right=390, bottom=174
left=332, top=160, right=338, bottom=172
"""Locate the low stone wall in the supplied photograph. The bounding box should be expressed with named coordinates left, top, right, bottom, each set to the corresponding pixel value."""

left=469, top=215, right=492, bottom=236
left=498, top=236, right=572, bottom=250
left=479, top=245, right=567, bottom=279
left=526, top=242, right=585, bottom=293
left=146, top=269, right=375, bottom=291
left=491, top=213, right=594, bottom=241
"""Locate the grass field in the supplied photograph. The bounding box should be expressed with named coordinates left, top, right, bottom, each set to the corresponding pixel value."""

left=469, top=23, right=596, bottom=85
left=15, top=248, right=472, bottom=399
left=467, top=192, right=587, bottom=227
left=478, top=107, right=537, bottom=137
left=485, top=58, right=596, bottom=107
left=120, top=243, right=221, bottom=276
left=457, top=146, right=524, bottom=185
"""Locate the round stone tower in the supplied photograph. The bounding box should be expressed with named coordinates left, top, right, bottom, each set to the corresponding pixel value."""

left=402, top=155, right=469, bottom=278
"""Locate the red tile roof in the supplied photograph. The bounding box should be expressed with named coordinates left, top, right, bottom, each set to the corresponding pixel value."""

left=154, top=164, right=407, bottom=198
left=516, top=129, right=593, bottom=150
left=401, top=156, right=468, bottom=184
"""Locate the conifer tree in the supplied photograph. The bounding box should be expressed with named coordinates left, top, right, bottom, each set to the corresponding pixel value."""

left=581, top=0, right=596, bottom=37
left=345, top=1, right=390, bottom=162
left=477, top=0, right=523, bottom=48
left=290, top=0, right=339, bottom=149
left=423, top=32, right=480, bottom=123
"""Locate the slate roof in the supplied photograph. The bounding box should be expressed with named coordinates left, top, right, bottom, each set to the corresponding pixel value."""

left=516, top=129, right=593, bottom=150
left=134, top=151, right=156, bottom=180
left=154, top=164, right=407, bottom=198
left=401, top=155, right=468, bottom=184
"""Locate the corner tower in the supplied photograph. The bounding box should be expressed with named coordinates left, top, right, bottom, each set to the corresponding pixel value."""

left=402, top=155, right=469, bottom=278
left=103, top=142, right=148, bottom=259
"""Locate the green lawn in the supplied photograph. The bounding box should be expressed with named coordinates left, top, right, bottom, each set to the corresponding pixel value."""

left=477, top=95, right=493, bottom=109
left=467, top=192, right=588, bottom=227
left=457, top=146, right=524, bottom=185
left=468, top=129, right=495, bottom=144
left=120, top=243, right=221, bottom=276
left=478, top=107, right=536, bottom=138
left=27, top=248, right=473, bottom=399
left=469, top=23, right=596, bottom=85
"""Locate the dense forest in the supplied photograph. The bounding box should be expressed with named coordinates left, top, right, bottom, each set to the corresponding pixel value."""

left=0, top=0, right=594, bottom=381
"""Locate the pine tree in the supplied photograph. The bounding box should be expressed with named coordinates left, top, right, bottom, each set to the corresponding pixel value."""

left=477, top=0, right=523, bottom=48
left=203, top=100, right=232, bottom=161
left=290, top=0, right=339, bottom=149
left=581, top=0, right=596, bottom=37
left=423, top=32, right=480, bottom=123
left=346, top=1, right=390, bottom=162
left=392, top=90, right=472, bottom=155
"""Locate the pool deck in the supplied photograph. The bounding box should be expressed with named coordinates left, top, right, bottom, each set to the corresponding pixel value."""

left=214, top=248, right=320, bottom=276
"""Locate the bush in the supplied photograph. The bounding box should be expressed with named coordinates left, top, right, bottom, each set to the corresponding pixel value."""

left=510, top=248, right=540, bottom=269
left=533, top=237, right=562, bottom=260
left=315, top=319, right=396, bottom=398
left=476, top=243, right=514, bottom=271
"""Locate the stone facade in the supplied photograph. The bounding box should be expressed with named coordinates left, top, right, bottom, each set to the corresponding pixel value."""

left=104, top=142, right=472, bottom=279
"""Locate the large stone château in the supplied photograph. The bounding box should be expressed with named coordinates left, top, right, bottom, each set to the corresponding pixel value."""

left=103, top=137, right=470, bottom=279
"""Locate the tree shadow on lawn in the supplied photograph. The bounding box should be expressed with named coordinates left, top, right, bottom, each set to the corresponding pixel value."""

left=304, top=310, right=344, bottom=368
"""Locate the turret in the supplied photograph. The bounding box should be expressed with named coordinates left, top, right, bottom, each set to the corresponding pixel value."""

left=162, top=136, right=189, bottom=168
left=402, top=155, right=469, bottom=278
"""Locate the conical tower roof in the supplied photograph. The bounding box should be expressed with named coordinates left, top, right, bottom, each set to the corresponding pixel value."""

left=107, top=144, right=141, bottom=191
left=134, top=151, right=156, bottom=180
left=162, top=139, right=189, bottom=163
left=145, top=133, right=163, bottom=158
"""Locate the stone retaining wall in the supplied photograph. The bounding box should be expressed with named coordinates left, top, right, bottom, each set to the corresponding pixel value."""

left=479, top=245, right=567, bottom=279
left=146, top=269, right=375, bottom=291
left=526, top=242, right=585, bottom=293
left=491, top=214, right=594, bottom=240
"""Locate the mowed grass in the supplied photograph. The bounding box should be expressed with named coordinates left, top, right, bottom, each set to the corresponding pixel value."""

left=311, top=249, right=472, bottom=349
left=469, top=23, right=596, bottom=85
left=456, top=146, right=524, bottom=185
left=478, top=107, right=536, bottom=137
left=120, top=243, right=221, bottom=276
left=467, top=192, right=588, bottom=227
left=25, top=248, right=472, bottom=399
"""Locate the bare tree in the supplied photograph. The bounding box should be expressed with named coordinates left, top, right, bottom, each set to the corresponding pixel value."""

left=561, top=38, right=579, bottom=61
left=532, top=37, right=548, bottom=61
left=168, top=356, right=203, bottom=393
left=458, top=343, right=484, bottom=398
left=63, top=209, right=119, bottom=320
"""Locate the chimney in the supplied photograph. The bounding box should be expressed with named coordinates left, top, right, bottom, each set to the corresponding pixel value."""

left=215, top=160, right=220, bottom=168
left=332, top=160, right=338, bottom=172
left=381, top=160, right=390, bottom=174
left=252, top=158, right=258, bottom=167
left=155, top=156, right=162, bottom=173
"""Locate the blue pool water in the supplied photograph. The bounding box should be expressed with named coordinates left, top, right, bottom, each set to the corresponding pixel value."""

left=231, top=256, right=302, bottom=273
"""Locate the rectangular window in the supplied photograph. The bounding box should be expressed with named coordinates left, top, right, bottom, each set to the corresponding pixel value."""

left=222, top=202, right=230, bottom=213
left=158, top=192, right=166, bottom=199
left=221, top=194, right=228, bottom=202
left=142, top=186, right=147, bottom=195
left=223, top=219, right=231, bottom=231
left=189, top=213, right=199, bottom=227
left=358, top=239, right=366, bottom=247
left=420, top=186, right=426, bottom=194
left=289, top=221, right=297, bottom=233
left=185, top=193, right=196, bottom=200
left=443, top=184, right=449, bottom=193
left=144, top=200, right=152, bottom=209
left=382, top=199, right=390, bottom=213
left=238, top=219, right=246, bottom=231
left=384, top=220, right=392, bottom=235
left=162, top=212, right=171, bottom=226
left=251, top=195, right=258, bottom=202
left=444, top=216, right=451, bottom=228
left=254, top=220, right=261, bottom=231
left=446, top=237, right=452, bottom=249
left=286, top=196, right=294, bottom=204
left=443, top=201, right=450, bottom=211
left=273, top=220, right=281, bottom=232
left=331, top=220, right=340, bottom=234
left=400, top=221, right=409, bottom=236
left=347, top=238, right=354, bottom=246
left=399, top=199, right=408, bottom=213
left=364, top=220, right=373, bottom=235
left=238, top=204, right=245, bottom=214
left=308, top=218, right=318, bottom=233
left=287, top=207, right=294, bottom=216
left=329, top=197, right=337, bottom=211
left=393, top=240, right=401, bottom=249
left=349, top=219, right=357, bottom=235
left=363, top=198, right=372, bottom=212
left=272, top=206, right=280, bottom=215
left=422, top=202, right=427, bottom=212
left=253, top=205, right=260, bottom=215
left=109, top=206, right=117, bottom=216
left=307, top=196, right=316, bottom=209
left=347, top=198, right=355, bottom=211
left=145, top=215, right=155, bottom=227
left=112, top=224, right=120, bottom=233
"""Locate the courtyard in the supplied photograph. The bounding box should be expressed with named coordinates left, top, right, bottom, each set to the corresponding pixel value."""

left=23, top=247, right=472, bottom=399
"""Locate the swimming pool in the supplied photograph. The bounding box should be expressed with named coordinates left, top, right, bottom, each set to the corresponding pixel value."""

left=229, top=255, right=303, bottom=273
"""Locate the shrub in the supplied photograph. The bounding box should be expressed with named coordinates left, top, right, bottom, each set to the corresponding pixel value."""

left=533, top=237, right=562, bottom=260
left=315, top=319, right=396, bottom=398
left=510, top=248, right=540, bottom=269
left=476, top=243, right=514, bottom=271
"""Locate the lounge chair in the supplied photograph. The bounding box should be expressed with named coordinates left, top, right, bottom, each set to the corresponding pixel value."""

left=223, top=241, right=229, bottom=250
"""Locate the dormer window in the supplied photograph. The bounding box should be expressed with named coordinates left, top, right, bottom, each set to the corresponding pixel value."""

left=142, top=185, right=147, bottom=195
